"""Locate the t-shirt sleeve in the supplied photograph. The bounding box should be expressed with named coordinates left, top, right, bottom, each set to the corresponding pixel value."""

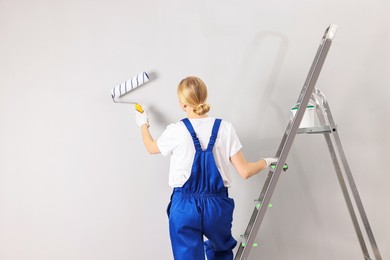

left=228, top=124, right=243, bottom=157
left=157, top=123, right=180, bottom=156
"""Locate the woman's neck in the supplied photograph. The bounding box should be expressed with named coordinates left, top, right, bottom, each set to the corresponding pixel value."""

left=186, top=110, right=208, bottom=119
left=182, top=103, right=208, bottom=119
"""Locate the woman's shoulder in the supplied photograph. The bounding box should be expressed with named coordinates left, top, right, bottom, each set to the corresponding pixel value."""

left=163, top=120, right=191, bottom=136
left=165, top=120, right=185, bottom=130
left=218, top=118, right=234, bottom=129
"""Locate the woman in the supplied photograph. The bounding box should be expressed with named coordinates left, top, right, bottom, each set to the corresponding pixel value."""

left=135, top=76, right=277, bottom=260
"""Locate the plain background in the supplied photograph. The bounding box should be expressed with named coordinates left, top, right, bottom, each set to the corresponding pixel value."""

left=1, top=0, right=389, bottom=259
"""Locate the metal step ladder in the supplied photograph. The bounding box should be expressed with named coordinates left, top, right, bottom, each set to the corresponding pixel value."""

left=234, top=24, right=382, bottom=260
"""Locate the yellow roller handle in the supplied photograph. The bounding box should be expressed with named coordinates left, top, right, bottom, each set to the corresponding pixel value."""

left=135, top=103, right=144, bottom=113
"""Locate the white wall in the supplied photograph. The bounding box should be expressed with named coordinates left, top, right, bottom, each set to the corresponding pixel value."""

left=1, top=0, right=389, bottom=259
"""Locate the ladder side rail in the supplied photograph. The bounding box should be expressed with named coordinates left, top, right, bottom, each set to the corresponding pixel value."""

left=323, top=132, right=370, bottom=258
left=235, top=128, right=292, bottom=259
left=234, top=159, right=285, bottom=259
left=257, top=25, right=337, bottom=209
left=234, top=81, right=314, bottom=259
left=255, top=24, right=336, bottom=230
left=314, top=92, right=370, bottom=258
left=235, top=26, right=336, bottom=260
left=321, top=96, right=382, bottom=260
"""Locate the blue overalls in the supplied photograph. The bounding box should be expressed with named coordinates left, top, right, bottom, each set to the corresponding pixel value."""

left=167, top=118, right=237, bottom=260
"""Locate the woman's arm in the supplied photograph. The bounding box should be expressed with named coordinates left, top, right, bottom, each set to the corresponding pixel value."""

left=230, top=151, right=269, bottom=179
left=135, top=109, right=160, bottom=154
left=140, top=124, right=160, bottom=154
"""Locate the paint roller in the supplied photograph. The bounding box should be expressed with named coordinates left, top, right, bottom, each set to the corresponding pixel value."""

left=111, top=71, right=149, bottom=113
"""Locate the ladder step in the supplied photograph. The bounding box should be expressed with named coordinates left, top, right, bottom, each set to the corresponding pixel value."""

left=255, top=202, right=273, bottom=209
left=297, top=125, right=335, bottom=134
left=270, top=163, right=289, bottom=171
left=240, top=235, right=259, bottom=248
left=241, top=242, right=258, bottom=248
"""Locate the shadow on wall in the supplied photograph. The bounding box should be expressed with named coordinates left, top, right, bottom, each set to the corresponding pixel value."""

left=234, top=31, right=290, bottom=155
left=149, top=105, right=171, bottom=126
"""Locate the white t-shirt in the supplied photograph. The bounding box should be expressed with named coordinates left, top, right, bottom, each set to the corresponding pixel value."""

left=157, top=117, right=242, bottom=188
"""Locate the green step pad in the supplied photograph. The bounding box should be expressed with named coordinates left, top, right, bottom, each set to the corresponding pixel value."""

left=270, top=163, right=288, bottom=171
left=241, top=242, right=258, bottom=247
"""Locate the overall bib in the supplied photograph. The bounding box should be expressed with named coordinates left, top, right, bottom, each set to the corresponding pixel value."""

left=167, top=118, right=237, bottom=260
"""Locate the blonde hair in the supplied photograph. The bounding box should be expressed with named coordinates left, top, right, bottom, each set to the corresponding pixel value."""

left=177, top=76, right=211, bottom=116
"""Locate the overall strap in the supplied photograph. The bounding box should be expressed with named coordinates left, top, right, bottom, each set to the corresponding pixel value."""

left=207, top=119, right=222, bottom=151
left=181, top=118, right=202, bottom=151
